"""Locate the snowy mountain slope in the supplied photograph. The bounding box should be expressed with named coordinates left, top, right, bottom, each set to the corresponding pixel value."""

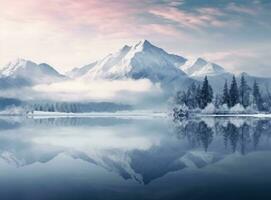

left=79, top=40, right=188, bottom=83
left=67, top=149, right=223, bottom=184
left=0, top=58, right=67, bottom=88
left=66, top=61, right=97, bottom=78
left=67, top=41, right=271, bottom=94
left=181, top=58, right=226, bottom=77
left=0, top=146, right=223, bottom=184
left=2, top=41, right=270, bottom=96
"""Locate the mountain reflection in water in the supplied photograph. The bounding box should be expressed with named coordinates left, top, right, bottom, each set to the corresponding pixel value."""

left=0, top=116, right=271, bottom=200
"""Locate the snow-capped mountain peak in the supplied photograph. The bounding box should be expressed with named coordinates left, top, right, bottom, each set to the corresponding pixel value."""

left=193, top=57, right=208, bottom=67
left=121, top=44, right=132, bottom=52
left=80, top=40, right=188, bottom=83
left=182, top=57, right=226, bottom=77
left=0, top=58, right=66, bottom=86
left=133, top=39, right=154, bottom=50
left=1, top=58, right=34, bottom=77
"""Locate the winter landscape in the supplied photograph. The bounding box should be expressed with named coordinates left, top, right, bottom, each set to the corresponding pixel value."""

left=0, top=39, right=270, bottom=117
left=1, top=0, right=271, bottom=200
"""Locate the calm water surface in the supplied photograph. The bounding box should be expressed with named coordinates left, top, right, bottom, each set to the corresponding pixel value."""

left=0, top=116, right=271, bottom=200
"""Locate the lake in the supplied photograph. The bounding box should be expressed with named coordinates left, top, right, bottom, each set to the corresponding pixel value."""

left=0, top=116, right=271, bottom=200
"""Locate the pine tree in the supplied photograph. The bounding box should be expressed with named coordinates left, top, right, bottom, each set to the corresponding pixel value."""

left=208, top=84, right=213, bottom=103
left=214, top=94, right=222, bottom=108
left=200, top=76, right=213, bottom=109
left=186, top=82, right=198, bottom=109
left=175, top=91, right=184, bottom=105
left=196, top=84, right=202, bottom=108
left=239, top=75, right=250, bottom=108
left=229, top=75, right=239, bottom=107
left=222, top=81, right=230, bottom=107
left=253, top=81, right=263, bottom=111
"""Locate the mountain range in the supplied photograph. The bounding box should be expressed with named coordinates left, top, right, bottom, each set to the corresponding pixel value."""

left=0, top=148, right=222, bottom=184
left=181, top=57, right=227, bottom=77
left=1, top=40, right=270, bottom=93
left=0, top=58, right=66, bottom=88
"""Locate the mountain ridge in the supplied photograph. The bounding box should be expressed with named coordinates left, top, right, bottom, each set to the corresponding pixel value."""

left=79, top=40, right=188, bottom=83
left=1, top=40, right=271, bottom=94
left=0, top=58, right=67, bottom=88
left=181, top=57, right=227, bottom=77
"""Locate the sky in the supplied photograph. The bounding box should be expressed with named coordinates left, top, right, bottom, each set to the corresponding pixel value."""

left=0, top=0, right=271, bottom=76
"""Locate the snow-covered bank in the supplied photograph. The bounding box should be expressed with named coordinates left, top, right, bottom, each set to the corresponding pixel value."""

left=198, top=113, right=271, bottom=118
left=0, top=106, right=27, bottom=116
left=26, top=110, right=168, bottom=119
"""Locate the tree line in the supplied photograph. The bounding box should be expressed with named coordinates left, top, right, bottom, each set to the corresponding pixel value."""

left=30, top=101, right=131, bottom=113
left=175, top=75, right=269, bottom=112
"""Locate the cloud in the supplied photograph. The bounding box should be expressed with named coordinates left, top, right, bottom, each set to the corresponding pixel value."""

left=227, top=3, right=258, bottom=15
left=201, top=46, right=271, bottom=77
left=0, top=0, right=193, bottom=70
left=0, top=0, right=138, bottom=36
left=32, top=79, right=162, bottom=104
left=149, top=6, right=229, bottom=29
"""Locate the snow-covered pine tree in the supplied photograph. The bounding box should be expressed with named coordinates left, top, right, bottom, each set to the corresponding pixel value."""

left=222, top=80, right=230, bottom=107
left=175, top=91, right=187, bottom=106
left=208, top=84, right=213, bottom=104
left=214, top=94, right=222, bottom=108
left=186, top=82, right=198, bottom=109
left=239, top=75, right=250, bottom=108
left=229, top=75, right=239, bottom=107
left=200, top=76, right=213, bottom=109
left=253, top=81, right=264, bottom=111
left=196, top=84, right=202, bottom=108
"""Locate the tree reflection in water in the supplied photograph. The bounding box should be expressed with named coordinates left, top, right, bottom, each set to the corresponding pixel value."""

left=174, top=118, right=271, bottom=155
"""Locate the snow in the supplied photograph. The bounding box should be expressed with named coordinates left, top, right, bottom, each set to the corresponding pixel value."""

left=181, top=57, right=226, bottom=77
left=199, top=103, right=262, bottom=116
left=189, top=151, right=216, bottom=164
left=66, top=61, right=97, bottom=78
left=0, top=106, right=27, bottom=115
left=0, top=58, right=30, bottom=77
left=27, top=110, right=168, bottom=119
left=0, top=58, right=66, bottom=84
left=218, top=104, right=230, bottom=113
left=202, top=103, right=216, bottom=114
left=0, top=151, right=25, bottom=167
left=180, top=151, right=219, bottom=168
left=79, top=40, right=187, bottom=83
left=199, top=113, right=271, bottom=118
left=230, top=103, right=245, bottom=113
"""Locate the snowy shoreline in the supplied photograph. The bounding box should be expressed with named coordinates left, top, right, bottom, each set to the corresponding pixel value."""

left=0, top=110, right=271, bottom=119
left=198, top=113, right=271, bottom=118
left=10, top=110, right=169, bottom=119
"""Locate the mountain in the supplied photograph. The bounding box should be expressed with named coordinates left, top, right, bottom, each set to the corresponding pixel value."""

left=181, top=58, right=227, bottom=77
left=0, top=144, right=223, bottom=184
left=180, top=58, right=271, bottom=92
left=66, top=61, right=97, bottom=78
left=77, top=40, right=188, bottom=83
left=2, top=41, right=271, bottom=97
left=192, top=71, right=271, bottom=93
left=69, top=42, right=271, bottom=94
left=0, top=58, right=66, bottom=88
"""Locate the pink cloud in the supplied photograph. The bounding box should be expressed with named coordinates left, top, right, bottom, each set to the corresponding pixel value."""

left=196, top=7, right=224, bottom=16
left=149, top=6, right=229, bottom=29
left=227, top=3, right=258, bottom=15
left=1, top=0, right=192, bottom=40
